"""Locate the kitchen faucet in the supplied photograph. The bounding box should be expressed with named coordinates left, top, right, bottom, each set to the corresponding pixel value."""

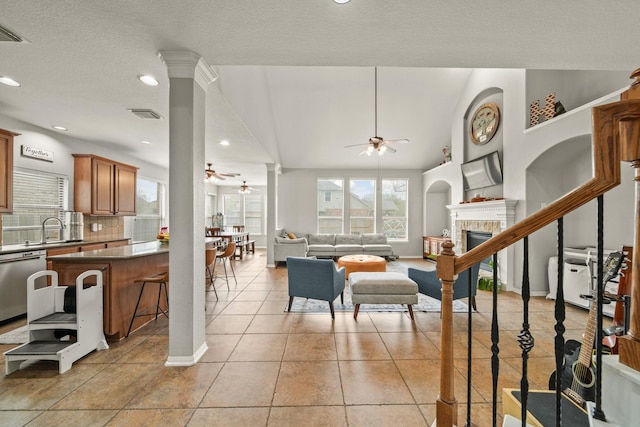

left=41, top=217, right=65, bottom=244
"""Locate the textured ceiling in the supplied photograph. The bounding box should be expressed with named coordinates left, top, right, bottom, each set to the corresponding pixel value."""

left=0, top=1, right=638, bottom=186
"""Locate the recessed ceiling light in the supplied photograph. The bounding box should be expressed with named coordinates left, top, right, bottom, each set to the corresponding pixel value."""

left=137, top=74, right=159, bottom=86
left=219, top=140, right=230, bottom=146
left=140, top=140, right=152, bottom=144
left=333, top=0, right=351, bottom=3
left=0, top=76, right=21, bottom=87
left=51, top=125, right=68, bottom=131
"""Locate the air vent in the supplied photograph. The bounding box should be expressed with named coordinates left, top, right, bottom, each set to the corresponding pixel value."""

left=128, top=109, right=163, bottom=119
left=0, top=23, right=24, bottom=42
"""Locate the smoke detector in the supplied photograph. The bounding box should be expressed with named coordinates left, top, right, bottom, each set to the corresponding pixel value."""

left=128, top=109, right=163, bottom=119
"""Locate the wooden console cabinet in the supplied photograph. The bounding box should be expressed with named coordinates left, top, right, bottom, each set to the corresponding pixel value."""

left=423, top=236, right=451, bottom=259
left=0, top=128, right=18, bottom=213
left=73, top=154, right=137, bottom=215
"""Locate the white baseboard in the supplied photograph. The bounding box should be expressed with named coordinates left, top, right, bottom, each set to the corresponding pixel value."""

left=164, top=342, right=208, bottom=367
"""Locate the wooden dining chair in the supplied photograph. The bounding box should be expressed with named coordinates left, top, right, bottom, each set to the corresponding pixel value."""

left=232, top=225, right=245, bottom=232
left=206, top=227, right=221, bottom=237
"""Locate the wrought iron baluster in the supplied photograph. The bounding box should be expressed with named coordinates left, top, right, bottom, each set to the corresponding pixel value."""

left=554, top=217, right=565, bottom=427
left=593, top=195, right=607, bottom=421
left=491, top=252, right=500, bottom=427
left=466, top=266, right=473, bottom=427
left=518, top=236, right=534, bottom=426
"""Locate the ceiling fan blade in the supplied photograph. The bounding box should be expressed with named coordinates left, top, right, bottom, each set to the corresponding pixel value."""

left=220, top=173, right=240, bottom=177
left=344, top=143, right=367, bottom=148
left=214, top=174, right=226, bottom=180
left=385, top=145, right=397, bottom=153
left=384, top=139, right=409, bottom=144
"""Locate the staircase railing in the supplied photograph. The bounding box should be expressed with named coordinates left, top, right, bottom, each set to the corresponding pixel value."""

left=434, top=70, right=640, bottom=426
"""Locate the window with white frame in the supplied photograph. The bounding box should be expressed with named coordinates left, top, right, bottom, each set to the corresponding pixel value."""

left=381, top=179, right=408, bottom=240
left=133, top=177, right=165, bottom=242
left=243, top=194, right=263, bottom=234
left=223, top=194, right=242, bottom=228
left=317, top=179, right=343, bottom=233
left=2, top=169, right=68, bottom=245
left=349, top=179, right=375, bottom=234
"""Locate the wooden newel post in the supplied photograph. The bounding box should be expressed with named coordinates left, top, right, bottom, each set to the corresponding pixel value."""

left=435, top=240, right=458, bottom=427
left=617, top=68, right=640, bottom=371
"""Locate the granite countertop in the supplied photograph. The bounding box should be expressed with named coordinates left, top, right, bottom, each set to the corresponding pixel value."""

left=47, top=241, right=168, bottom=261
left=0, top=238, right=130, bottom=256
left=45, top=237, right=220, bottom=261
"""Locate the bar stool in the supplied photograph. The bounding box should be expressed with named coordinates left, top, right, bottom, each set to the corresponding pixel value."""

left=206, top=248, right=218, bottom=300
left=126, top=271, right=169, bottom=337
left=216, top=242, right=237, bottom=288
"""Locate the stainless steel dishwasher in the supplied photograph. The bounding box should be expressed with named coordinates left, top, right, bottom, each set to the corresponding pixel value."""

left=0, top=250, right=47, bottom=322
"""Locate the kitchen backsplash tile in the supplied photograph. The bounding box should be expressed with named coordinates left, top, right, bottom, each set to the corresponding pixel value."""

left=83, top=216, right=124, bottom=242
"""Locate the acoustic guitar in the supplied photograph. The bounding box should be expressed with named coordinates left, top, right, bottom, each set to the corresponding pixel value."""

left=548, top=250, right=624, bottom=407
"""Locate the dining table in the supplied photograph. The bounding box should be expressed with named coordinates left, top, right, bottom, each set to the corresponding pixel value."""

left=218, top=231, right=249, bottom=259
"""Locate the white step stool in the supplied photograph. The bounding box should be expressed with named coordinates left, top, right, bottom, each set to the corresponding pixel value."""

left=4, top=270, right=109, bottom=374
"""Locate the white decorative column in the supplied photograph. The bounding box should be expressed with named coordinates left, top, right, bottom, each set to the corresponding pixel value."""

left=266, top=163, right=279, bottom=267
left=447, top=200, right=518, bottom=290
left=161, top=50, right=217, bottom=366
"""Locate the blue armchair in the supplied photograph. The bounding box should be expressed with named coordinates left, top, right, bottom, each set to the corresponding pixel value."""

left=407, top=263, right=481, bottom=311
left=286, top=257, right=346, bottom=319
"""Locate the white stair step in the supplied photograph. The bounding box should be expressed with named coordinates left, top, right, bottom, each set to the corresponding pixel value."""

left=5, top=340, right=75, bottom=356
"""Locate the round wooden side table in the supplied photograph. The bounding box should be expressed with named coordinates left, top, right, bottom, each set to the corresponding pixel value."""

left=337, top=254, right=387, bottom=278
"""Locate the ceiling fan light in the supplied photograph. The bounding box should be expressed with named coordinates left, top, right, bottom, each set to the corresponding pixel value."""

left=379, top=145, right=387, bottom=153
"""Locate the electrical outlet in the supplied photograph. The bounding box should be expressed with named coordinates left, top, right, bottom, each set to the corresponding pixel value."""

left=98, top=224, right=103, bottom=231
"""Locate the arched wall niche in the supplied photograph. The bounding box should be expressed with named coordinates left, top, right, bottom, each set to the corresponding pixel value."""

left=425, top=179, right=452, bottom=237
left=522, top=133, right=634, bottom=297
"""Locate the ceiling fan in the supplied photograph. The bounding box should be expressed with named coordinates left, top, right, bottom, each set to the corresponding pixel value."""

left=204, top=163, right=240, bottom=181
left=238, top=181, right=258, bottom=194
left=344, top=67, right=409, bottom=156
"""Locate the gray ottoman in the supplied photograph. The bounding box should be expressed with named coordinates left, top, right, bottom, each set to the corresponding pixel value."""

left=349, top=272, right=419, bottom=320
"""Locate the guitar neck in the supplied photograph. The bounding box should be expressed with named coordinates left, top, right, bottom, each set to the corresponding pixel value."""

left=577, top=302, right=597, bottom=367
left=576, top=250, right=623, bottom=367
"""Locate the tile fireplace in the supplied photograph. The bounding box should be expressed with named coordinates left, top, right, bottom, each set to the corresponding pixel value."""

left=447, top=199, right=518, bottom=290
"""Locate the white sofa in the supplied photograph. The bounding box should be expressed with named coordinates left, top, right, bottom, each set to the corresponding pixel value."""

left=274, top=229, right=393, bottom=263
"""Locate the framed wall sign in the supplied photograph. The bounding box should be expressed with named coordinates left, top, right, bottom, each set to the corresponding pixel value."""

left=21, top=145, right=54, bottom=162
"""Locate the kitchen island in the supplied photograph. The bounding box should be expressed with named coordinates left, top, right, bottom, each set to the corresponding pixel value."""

left=48, top=241, right=169, bottom=340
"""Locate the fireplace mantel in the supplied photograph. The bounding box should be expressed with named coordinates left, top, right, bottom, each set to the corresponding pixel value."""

left=446, top=199, right=519, bottom=291
left=447, top=199, right=518, bottom=222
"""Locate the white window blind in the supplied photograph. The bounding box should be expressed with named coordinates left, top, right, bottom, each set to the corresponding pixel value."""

left=2, top=170, right=68, bottom=244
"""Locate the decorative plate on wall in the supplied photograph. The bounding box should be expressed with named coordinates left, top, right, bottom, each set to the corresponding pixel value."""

left=470, top=102, right=500, bottom=145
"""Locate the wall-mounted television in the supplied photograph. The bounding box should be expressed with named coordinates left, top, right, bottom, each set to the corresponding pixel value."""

left=461, top=151, right=503, bottom=191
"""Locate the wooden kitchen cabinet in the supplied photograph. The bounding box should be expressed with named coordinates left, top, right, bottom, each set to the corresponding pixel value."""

left=106, top=239, right=129, bottom=248
left=73, top=154, right=138, bottom=216
left=0, top=128, right=18, bottom=213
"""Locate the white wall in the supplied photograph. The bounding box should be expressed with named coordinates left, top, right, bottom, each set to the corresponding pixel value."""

left=423, top=68, right=631, bottom=295
left=277, top=167, right=424, bottom=257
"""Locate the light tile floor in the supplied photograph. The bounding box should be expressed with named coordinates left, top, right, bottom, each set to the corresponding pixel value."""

left=0, top=249, right=600, bottom=426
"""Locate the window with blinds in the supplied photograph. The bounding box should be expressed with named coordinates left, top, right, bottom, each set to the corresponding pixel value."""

left=2, top=170, right=68, bottom=244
